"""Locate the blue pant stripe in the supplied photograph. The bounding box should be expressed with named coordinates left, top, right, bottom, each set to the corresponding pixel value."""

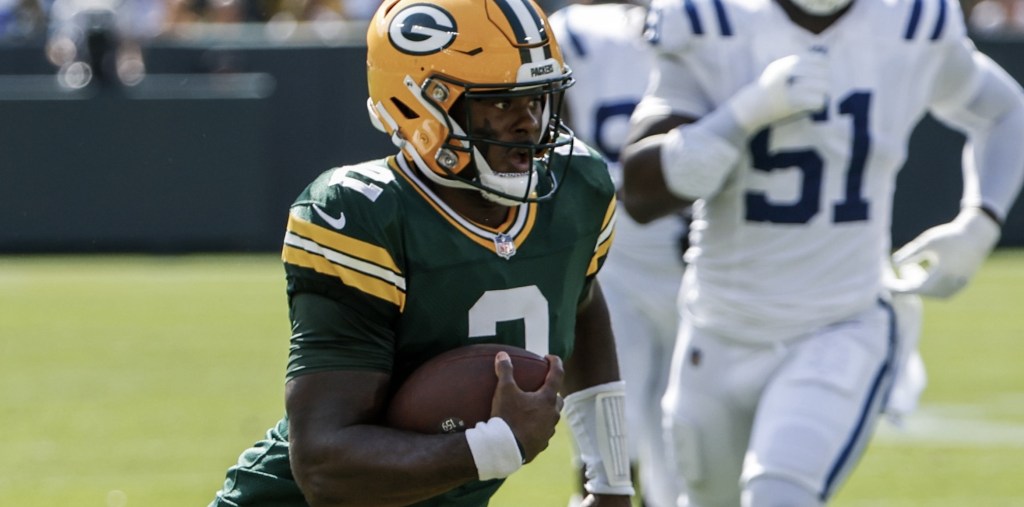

left=820, top=299, right=898, bottom=500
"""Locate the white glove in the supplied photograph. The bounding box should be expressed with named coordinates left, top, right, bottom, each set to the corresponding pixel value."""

left=889, top=207, right=1001, bottom=298
left=727, top=51, right=829, bottom=133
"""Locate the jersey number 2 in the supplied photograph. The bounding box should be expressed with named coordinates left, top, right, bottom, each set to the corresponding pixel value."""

left=468, top=286, right=550, bottom=357
left=746, top=91, right=871, bottom=224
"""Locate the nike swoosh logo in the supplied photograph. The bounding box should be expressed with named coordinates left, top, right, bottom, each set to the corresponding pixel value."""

left=312, top=204, right=346, bottom=230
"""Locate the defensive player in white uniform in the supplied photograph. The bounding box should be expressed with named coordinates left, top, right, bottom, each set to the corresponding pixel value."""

left=619, top=0, right=1024, bottom=505
left=550, top=3, right=686, bottom=507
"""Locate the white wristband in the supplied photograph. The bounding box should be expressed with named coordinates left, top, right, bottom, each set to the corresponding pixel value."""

left=464, top=417, right=524, bottom=480
left=660, top=123, right=741, bottom=200
left=564, top=381, right=634, bottom=496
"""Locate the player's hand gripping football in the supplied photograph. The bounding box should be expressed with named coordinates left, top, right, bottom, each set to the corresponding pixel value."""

left=889, top=207, right=1001, bottom=298
left=728, top=50, right=830, bottom=133
left=490, top=351, right=564, bottom=463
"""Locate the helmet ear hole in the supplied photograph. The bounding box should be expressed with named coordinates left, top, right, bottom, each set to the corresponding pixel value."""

left=390, top=98, right=420, bottom=120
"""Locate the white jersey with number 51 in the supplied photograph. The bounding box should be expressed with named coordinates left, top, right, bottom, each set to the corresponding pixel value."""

left=636, top=0, right=982, bottom=343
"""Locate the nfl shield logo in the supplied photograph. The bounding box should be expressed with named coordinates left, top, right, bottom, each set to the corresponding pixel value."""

left=494, top=233, right=516, bottom=259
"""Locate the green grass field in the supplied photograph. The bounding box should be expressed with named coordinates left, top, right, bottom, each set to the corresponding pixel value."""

left=2, top=251, right=1022, bottom=507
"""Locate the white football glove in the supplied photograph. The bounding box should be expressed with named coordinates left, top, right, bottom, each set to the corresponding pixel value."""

left=889, top=207, right=1001, bottom=298
left=727, top=51, right=830, bottom=133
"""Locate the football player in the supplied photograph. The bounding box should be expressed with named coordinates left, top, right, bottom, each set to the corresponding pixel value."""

left=208, top=0, right=634, bottom=505
left=620, top=0, right=1024, bottom=505
left=549, top=2, right=686, bottom=507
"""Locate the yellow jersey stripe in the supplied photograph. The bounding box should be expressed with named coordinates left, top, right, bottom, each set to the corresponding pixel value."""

left=283, top=233, right=406, bottom=309
left=287, top=214, right=400, bottom=273
left=282, top=215, right=406, bottom=309
left=600, top=197, right=617, bottom=233
left=587, top=200, right=618, bottom=276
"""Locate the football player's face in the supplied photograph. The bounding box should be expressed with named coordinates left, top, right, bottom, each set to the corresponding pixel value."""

left=463, top=94, right=545, bottom=175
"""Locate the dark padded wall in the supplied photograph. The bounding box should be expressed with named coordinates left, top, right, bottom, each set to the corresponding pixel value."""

left=0, top=37, right=1021, bottom=252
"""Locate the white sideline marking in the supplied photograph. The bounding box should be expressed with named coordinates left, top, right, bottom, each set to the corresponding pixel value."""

left=877, top=399, right=1024, bottom=448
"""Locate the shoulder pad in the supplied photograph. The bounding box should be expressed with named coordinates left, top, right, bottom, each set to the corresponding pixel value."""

left=899, top=0, right=966, bottom=44
left=644, top=0, right=737, bottom=50
left=551, top=137, right=616, bottom=197
left=283, top=159, right=406, bottom=308
left=290, top=159, right=403, bottom=239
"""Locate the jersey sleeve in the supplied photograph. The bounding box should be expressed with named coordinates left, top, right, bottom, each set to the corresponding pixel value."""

left=548, top=8, right=574, bottom=61
left=921, top=0, right=1024, bottom=219
left=633, top=0, right=716, bottom=121
left=554, top=138, right=618, bottom=285
left=587, top=143, right=618, bottom=281
left=643, top=0, right=697, bottom=53
left=281, top=161, right=406, bottom=379
left=922, top=0, right=983, bottom=115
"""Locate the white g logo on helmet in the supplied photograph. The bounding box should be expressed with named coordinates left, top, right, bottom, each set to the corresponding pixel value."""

left=389, top=4, right=458, bottom=55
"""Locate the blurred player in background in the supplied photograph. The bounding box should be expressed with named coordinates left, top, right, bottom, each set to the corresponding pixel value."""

left=620, top=0, right=1024, bottom=505
left=46, top=0, right=160, bottom=88
left=549, top=2, right=686, bottom=506
left=208, top=0, right=635, bottom=505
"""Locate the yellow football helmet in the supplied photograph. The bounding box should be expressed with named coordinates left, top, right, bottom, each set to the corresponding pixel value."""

left=366, top=0, right=574, bottom=206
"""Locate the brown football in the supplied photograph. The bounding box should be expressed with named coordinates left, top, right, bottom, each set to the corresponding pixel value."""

left=386, top=344, right=550, bottom=434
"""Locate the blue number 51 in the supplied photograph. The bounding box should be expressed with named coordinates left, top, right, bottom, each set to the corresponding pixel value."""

left=745, top=91, right=871, bottom=224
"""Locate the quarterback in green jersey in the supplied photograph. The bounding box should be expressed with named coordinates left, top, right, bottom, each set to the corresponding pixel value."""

left=208, top=0, right=634, bottom=506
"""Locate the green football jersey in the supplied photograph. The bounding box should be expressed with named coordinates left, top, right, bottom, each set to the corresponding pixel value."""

left=210, top=141, right=616, bottom=507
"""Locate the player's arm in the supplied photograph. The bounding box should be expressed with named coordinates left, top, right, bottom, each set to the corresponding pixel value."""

left=620, top=49, right=829, bottom=223
left=620, top=112, right=697, bottom=222
left=287, top=371, right=476, bottom=506
left=286, top=291, right=566, bottom=506
left=564, top=280, right=620, bottom=392
left=891, top=42, right=1024, bottom=298
left=562, top=280, right=633, bottom=506
left=285, top=293, right=479, bottom=507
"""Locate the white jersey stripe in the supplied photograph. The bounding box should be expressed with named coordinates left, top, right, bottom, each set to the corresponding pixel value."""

left=493, top=0, right=549, bottom=64
left=284, top=231, right=407, bottom=290
left=394, top=155, right=531, bottom=240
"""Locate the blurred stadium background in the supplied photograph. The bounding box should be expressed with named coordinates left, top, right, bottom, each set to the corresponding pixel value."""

left=2, top=0, right=1024, bottom=253
left=1, top=0, right=1022, bottom=505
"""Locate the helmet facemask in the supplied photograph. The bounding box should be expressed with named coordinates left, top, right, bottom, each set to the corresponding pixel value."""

left=428, top=75, right=574, bottom=206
